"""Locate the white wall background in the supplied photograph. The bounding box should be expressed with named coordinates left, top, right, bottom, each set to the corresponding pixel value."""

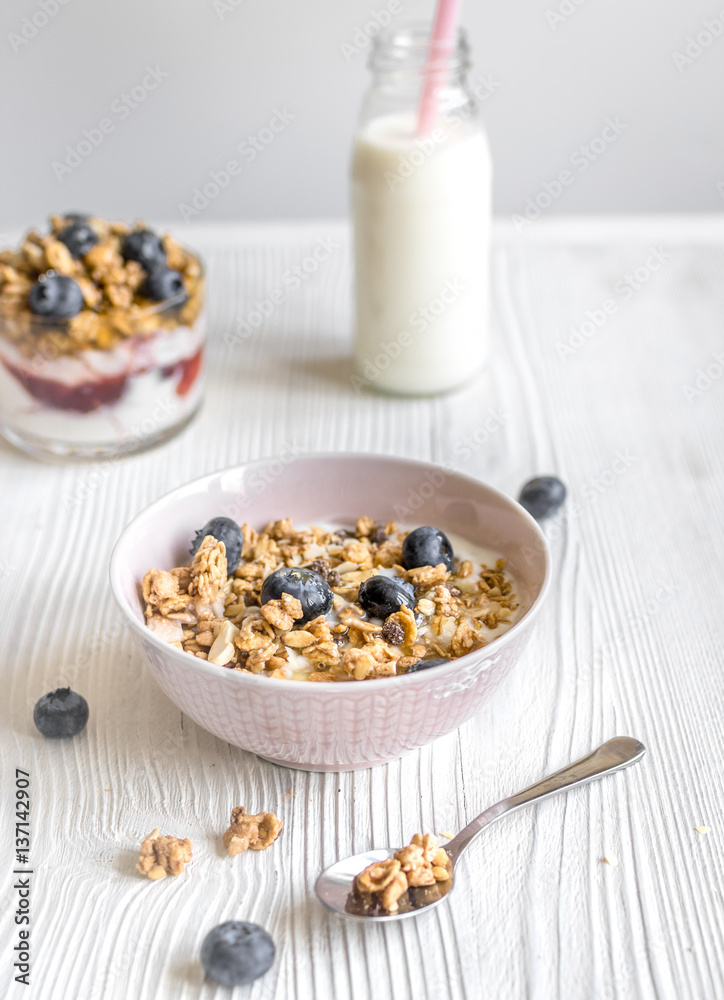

left=1, top=0, right=723, bottom=228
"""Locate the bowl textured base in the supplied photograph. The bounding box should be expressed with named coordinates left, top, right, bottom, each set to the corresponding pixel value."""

left=140, top=621, right=531, bottom=771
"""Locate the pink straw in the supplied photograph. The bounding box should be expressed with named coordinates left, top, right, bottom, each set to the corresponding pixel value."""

left=416, top=0, right=461, bottom=136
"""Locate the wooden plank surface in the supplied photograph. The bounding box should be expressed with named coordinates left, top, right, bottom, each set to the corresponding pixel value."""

left=1, top=219, right=723, bottom=1000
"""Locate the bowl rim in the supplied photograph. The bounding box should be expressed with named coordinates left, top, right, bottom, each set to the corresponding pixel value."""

left=109, top=452, right=552, bottom=695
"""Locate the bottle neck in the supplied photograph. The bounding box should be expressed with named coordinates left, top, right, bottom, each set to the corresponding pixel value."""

left=362, top=21, right=474, bottom=126
left=368, top=22, right=470, bottom=88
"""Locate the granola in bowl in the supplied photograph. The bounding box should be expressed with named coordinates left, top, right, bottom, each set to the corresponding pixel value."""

left=141, top=515, right=520, bottom=681
left=0, top=213, right=204, bottom=458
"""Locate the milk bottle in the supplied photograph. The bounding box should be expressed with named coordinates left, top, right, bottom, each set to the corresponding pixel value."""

left=352, top=25, right=492, bottom=395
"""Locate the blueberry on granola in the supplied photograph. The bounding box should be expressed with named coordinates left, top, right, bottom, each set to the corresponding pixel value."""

left=28, top=274, right=84, bottom=320
left=121, top=229, right=166, bottom=270
left=33, top=688, right=89, bottom=738
left=260, top=567, right=333, bottom=624
left=141, top=266, right=186, bottom=303
left=190, top=517, right=243, bottom=573
left=405, top=658, right=447, bottom=673
left=200, top=921, right=275, bottom=987
left=58, top=221, right=98, bottom=258
left=401, top=526, right=454, bottom=573
left=518, top=476, right=566, bottom=521
left=358, top=575, right=415, bottom=619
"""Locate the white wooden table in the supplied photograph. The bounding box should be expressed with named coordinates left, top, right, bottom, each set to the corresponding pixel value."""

left=2, top=217, right=724, bottom=1000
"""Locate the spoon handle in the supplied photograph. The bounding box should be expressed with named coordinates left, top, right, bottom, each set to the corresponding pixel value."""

left=445, top=736, right=645, bottom=862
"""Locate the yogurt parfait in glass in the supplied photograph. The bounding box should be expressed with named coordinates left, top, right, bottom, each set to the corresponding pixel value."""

left=0, top=214, right=205, bottom=459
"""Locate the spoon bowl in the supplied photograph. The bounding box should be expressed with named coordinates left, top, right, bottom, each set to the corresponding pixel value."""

left=315, top=736, right=646, bottom=921
left=315, top=849, right=456, bottom=922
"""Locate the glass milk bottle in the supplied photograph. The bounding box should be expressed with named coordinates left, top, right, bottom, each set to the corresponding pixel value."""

left=352, top=23, right=492, bottom=395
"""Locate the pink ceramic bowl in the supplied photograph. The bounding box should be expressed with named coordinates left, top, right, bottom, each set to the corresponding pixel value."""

left=110, top=454, right=551, bottom=771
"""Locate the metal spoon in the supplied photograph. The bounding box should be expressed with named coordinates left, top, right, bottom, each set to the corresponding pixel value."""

left=315, top=736, right=645, bottom=921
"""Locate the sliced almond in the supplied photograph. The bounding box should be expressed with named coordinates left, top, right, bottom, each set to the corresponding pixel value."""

left=208, top=620, right=240, bottom=664
left=282, top=630, right=316, bottom=648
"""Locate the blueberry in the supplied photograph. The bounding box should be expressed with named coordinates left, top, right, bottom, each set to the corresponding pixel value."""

left=33, top=688, right=89, bottom=738
left=200, top=921, right=275, bottom=987
left=140, top=267, right=186, bottom=303
left=401, top=526, right=454, bottom=572
left=121, top=229, right=166, bottom=270
left=260, top=567, right=333, bottom=624
left=518, top=476, right=566, bottom=521
left=405, top=658, right=447, bottom=673
left=57, top=222, right=98, bottom=258
left=28, top=274, right=84, bottom=319
left=358, top=575, right=416, bottom=619
left=61, top=213, right=91, bottom=224
left=190, top=517, right=243, bottom=573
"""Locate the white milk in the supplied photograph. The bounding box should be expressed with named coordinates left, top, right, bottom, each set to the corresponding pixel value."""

left=352, top=111, right=492, bottom=395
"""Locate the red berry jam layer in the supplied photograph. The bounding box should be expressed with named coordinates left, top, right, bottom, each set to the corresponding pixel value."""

left=3, top=345, right=203, bottom=413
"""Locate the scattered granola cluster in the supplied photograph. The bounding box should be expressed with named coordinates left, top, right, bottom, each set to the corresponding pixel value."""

left=136, top=805, right=283, bottom=879
left=354, top=834, right=452, bottom=913
left=136, top=828, right=193, bottom=880
left=142, top=516, right=518, bottom=681
left=223, top=807, right=284, bottom=856
left=0, top=214, right=203, bottom=358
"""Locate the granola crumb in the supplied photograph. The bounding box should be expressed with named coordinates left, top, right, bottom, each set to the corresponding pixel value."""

left=189, top=535, right=227, bottom=607
left=406, top=562, right=449, bottom=588
left=136, top=828, right=193, bottom=879
left=222, top=807, right=283, bottom=855
left=601, top=854, right=618, bottom=867
left=261, top=595, right=302, bottom=631
left=356, top=515, right=375, bottom=537
left=695, top=825, right=711, bottom=835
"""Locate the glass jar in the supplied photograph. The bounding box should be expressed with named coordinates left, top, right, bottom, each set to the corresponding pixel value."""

left=0, top=250, right=205, bottom=460
left=351, top=22, right=492, bottom=395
